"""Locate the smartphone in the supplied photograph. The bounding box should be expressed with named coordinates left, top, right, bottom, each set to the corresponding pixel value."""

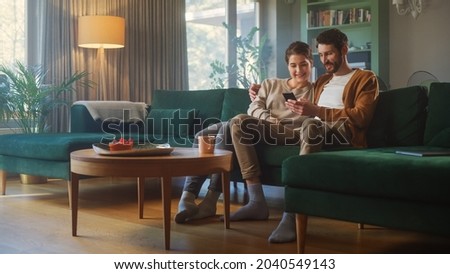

left=282, top=92, right=297, bottom=101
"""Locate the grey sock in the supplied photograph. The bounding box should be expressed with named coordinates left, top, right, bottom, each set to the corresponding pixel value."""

left=189, top=190, right=221, bottom=220
left=229, top=183, right=269, bottom=221
left=174, top=191, right=198, bottom=223
left=268, top=212, right=296, bottom=243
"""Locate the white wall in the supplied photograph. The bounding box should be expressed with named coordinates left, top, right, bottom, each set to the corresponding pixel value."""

left=389, top=0, right=450, bottom=88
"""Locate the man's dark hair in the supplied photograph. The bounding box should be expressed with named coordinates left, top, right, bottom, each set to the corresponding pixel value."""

left=315, top=28, right=348, bottom=52
left=284, top=41, right=313, bottom=64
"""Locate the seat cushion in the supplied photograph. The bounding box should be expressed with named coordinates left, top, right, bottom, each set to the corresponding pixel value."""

left=282, top=147, right=450, bottom=205
left=0, top=133, right=110, bottom=161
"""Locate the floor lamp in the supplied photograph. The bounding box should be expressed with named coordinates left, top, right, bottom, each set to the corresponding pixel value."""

left=78, top=15, right=125, bottom=100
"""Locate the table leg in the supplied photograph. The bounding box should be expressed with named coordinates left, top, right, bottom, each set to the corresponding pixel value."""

left=66, top=180, right=72, bottom=209
left=137, top=177, right=145, bottom=219
left=296, top=214, right=308, bottom=254
left=0, top=170, right=6, bottom=195
left=161, top=176, right=172, bottom=250
left=70, top=173, right=80, bottom=236
left=221, top=171, right=230, bottom=229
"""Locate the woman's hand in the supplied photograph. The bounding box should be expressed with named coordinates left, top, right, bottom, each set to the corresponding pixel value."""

left=285, top=98, right=319, bottom=117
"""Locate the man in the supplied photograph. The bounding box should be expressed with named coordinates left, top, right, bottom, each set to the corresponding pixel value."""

left=229, top=28, right=379, bottom=243
left=175, top=77, right=261, bottom=224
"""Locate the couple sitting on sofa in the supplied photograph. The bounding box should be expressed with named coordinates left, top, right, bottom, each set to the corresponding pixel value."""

left=175, top=28, right=379, bottom=243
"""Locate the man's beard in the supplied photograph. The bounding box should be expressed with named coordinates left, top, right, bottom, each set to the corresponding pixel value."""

left=325, top=59, right=342, bottom=74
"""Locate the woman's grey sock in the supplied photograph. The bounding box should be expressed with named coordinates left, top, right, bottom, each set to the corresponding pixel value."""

left=189, top=190, right=221, bottom=220
left=175, top=191, right=199, bottom=223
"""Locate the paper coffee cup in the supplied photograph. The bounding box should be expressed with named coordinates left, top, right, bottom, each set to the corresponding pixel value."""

left=198, top=135, right=216, bottom=154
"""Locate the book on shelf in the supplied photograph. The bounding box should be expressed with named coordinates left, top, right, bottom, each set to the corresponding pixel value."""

left=308, top=7, right=371, bottom=28
left=337, top=10, right=344, bottom=25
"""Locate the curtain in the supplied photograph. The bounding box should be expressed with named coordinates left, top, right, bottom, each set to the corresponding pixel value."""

left=29, top=0, right=188, bottom=132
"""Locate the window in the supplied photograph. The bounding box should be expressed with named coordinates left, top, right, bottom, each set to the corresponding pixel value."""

left=186, top=0, right=258, bottom=89
left=0, top=0, right=25, bottom=131
left=0, top=0, right=25, bottom=65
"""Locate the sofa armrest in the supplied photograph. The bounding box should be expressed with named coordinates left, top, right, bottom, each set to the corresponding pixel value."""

left=70, top=104, right=101, bottom=133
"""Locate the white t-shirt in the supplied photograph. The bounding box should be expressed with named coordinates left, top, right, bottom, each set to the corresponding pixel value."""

left=317, top=70, right=356, bottom=109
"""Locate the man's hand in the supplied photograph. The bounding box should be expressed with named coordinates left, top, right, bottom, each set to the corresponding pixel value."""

left=248, top=83, right=261, bottom=102
left=285, top=98, right=319, bottom=117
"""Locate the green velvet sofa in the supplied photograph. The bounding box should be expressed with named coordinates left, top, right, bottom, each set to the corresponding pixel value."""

left=283, top=82, right=450, bottom=253
left=1, top=87, right=295, bottom=195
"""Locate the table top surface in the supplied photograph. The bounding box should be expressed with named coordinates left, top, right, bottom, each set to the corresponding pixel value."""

left=71, top=147, right=232, bottom=162
left=70, top=147, right=233, bottom=178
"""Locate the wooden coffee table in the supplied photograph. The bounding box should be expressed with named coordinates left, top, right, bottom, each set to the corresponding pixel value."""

left=70, top=147, right=233, bottom=250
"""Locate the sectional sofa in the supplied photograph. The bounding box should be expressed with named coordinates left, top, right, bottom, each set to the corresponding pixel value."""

left=0, top=87, right=299, bottom=195
left=283, top=82, right=450, bottom=253
left=2, top=83, right=449, bottom=256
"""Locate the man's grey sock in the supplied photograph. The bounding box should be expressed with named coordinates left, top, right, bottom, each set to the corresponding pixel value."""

left=268, top=212, right=296, bottom=243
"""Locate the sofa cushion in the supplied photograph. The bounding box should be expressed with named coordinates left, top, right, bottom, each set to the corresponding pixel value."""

left=367, top=86, right=428, bottom=147
left=282, top=147, right=450, bottom=205
left=70, top=104, right=151, bottom=134
left=152, top=89, right=225, bottom=131
left=424, top=82, right=450, bottom=145
left=147, top=108, right=197, bottom=138
left=0, top=133, right=110, bottom=161
left=101, top=120, right=145, bottom=135
left=221, top=88, right=251, bottom=120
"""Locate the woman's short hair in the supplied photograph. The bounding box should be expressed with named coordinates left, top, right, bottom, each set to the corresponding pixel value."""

left=285, top=41, right=313, bottom=64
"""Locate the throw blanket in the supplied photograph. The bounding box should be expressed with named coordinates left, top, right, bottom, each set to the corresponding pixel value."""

left=73, top=101, right=148, bottom=122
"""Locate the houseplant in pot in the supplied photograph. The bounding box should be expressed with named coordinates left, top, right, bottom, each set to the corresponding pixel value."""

left=0, top=60, right=91, bottom=183
left=0, top=61, right=90, bottom=133
left=209, top=24, right=271, bottom=89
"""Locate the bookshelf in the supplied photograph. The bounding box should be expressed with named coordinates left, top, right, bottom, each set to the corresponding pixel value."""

left=300, top=0, right=389, bottom=85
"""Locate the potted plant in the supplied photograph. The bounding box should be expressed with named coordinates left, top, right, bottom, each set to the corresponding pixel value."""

left=0, top=60, right=90, bottom=133
left=0, top=60, right=91, bottom=183
left=209, top=24, right=271, bottom=89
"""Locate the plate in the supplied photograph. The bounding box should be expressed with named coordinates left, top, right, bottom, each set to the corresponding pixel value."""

left=92, top=143, right=174, bottom=156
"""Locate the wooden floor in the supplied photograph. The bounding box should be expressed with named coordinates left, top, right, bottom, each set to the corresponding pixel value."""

left=1, top=176, right=450, bottom=254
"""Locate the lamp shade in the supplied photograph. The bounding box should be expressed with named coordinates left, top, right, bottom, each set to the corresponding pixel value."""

left=78, top=16, right=125, bottom=49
